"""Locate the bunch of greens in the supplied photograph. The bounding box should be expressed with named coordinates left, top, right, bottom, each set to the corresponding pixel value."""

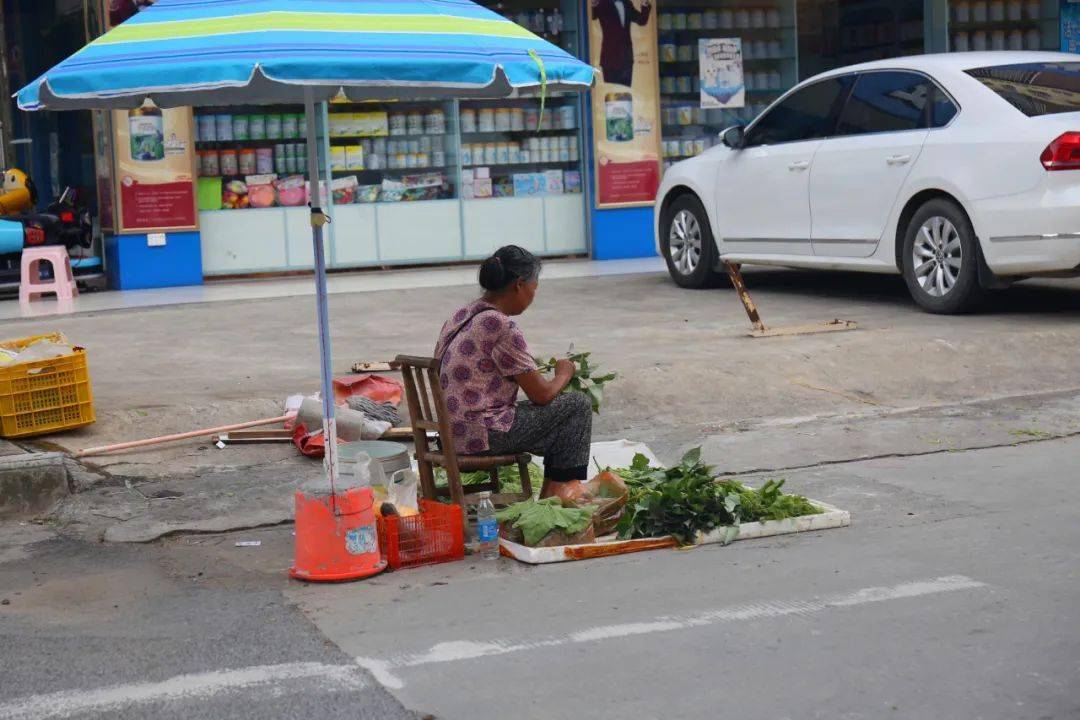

left=615, top=449, right=742, bottom=545
left=613, top=449, right=823, bottom=545
left=434, top=463, right=544, bottom=495
left=719, top=478, right=821, bottom=523
left=535, top=349, right=616, bottom=413
left=495, top=497, right=595, bottom=546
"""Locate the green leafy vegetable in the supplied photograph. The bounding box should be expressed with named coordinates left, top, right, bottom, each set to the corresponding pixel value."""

left=434, top=463, right=544, bottom=496
left=612, top=449, right=823, bottom=544
left=718, top=478, right=822, bottom=522
left=495, top=497, right=595, bottom=546
left=535, top=349, right=617, bottom=413
left=614, top=449, right=739, bottom=545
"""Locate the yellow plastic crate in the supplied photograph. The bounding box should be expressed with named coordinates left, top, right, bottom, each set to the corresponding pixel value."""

left=0, top=333, right=95, bottom=438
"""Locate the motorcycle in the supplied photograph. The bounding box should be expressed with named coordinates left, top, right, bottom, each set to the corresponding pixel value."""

left=0, top=180, right=98, bottom=289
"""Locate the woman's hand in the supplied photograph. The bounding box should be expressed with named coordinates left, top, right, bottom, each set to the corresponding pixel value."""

left=515, top=359, right=575, bottom=406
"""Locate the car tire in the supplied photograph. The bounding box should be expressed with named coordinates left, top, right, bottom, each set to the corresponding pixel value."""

left=901, top=198, right=986, bottom=314
left=661, top=194, right=722, bottom=289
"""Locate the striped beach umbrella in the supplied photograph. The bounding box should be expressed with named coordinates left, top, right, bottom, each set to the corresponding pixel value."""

left=18, top=0, right=595, bottom=498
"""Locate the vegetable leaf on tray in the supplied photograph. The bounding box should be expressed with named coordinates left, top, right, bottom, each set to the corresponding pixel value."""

left=496, top=498, right=595, bottom=546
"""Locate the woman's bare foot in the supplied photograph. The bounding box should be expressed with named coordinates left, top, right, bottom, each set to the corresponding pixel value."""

left=539, top=479, right=592, bottom=503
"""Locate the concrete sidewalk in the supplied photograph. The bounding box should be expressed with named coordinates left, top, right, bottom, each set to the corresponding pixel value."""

left=3, top=265, right=1079, bottom=540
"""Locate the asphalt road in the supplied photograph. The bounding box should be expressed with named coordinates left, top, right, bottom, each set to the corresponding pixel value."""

left=4, top=427, right=1073, bottom=719
left=293, top=433, right=1080, bottom=720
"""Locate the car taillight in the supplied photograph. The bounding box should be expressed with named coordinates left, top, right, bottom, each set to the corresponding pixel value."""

left=1040, top=132, right=1080, bottom=171
left=59, top=210, right=74, bottom=223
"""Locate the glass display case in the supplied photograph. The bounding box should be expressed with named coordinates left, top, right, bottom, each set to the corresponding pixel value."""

left=194, top=104, right=308, bottom=211
left=327, top=100, right=458, bottom=204
left=657, top=0, right=799, bottom=172
left=948, top=0, right=1057, bottom=51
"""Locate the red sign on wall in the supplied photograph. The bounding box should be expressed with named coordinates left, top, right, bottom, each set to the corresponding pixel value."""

left=597, top=159, right=660, bottom=206
left=119, top=180, right=196, bottom=230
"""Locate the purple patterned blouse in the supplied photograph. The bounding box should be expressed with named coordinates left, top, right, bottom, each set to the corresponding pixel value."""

left=434, top=299, right=537, bottom=454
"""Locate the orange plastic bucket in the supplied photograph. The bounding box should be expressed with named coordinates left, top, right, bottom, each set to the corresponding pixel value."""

left=289, top=487, right=387, bottom=582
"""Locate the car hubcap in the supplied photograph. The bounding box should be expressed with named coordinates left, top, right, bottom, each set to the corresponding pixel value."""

left=669, top=210, right=702, bottom=275
left=913, top=216, right=962, bottom=297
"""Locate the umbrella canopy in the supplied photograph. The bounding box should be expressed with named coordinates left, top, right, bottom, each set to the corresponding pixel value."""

left=17, top=0, right=595, bottom=111
left=17, top=0, right=594, bottom=499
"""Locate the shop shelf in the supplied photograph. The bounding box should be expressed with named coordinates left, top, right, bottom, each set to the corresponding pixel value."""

left=659, top=25, right=796, bottom=34
left=460, top=129, right=578, bottom=136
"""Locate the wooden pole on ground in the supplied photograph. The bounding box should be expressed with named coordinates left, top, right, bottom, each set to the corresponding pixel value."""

left=76, top=415, right=292, bottom=458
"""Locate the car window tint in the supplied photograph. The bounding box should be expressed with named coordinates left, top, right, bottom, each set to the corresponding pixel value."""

left=931, top=85, right=958, bottom=127
left=966, top=62, right=1080, bottom=117
left=745, top=77, right=850, bottom=146
left=837, top=72, right=929, bottom=135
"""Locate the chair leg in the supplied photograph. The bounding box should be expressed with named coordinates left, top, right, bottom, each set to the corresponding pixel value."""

left=489, top=467, right=500, bottom=493
left=446, top=464, right=466, bottom=509
left=518, top=458, right=534, bottom=499
left=417, top=459, right=437, bottom=501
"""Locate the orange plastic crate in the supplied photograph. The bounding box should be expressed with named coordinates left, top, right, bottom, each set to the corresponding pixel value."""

left=0, top=333, right=95, bottom=438
left=377, top=500, right=465, bottom=570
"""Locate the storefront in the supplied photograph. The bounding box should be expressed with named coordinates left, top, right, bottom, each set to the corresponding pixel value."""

left=84, top=0, right=1077, bottom=287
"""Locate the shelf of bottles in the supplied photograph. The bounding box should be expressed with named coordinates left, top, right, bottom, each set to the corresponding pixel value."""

left=948, top=0, right=1057, bottom=51
left=457, top=96, right=584, bottom=200
left=193, top=105, right=311, bottom=210
left=326, top=100, right=458, bottom=203
left=657, top=0, right=798, bottom=171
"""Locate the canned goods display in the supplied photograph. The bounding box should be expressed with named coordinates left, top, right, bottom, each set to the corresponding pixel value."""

left=256, top=148, right=275, bottom=176
left=216, top=114, right=234, bottom=142
left=220, top=149, right=238, bottom=176
left=478, top=108, right=496, bottom=132
left=460, top=109, right=477, bottom=133
left=285, top=155, right=298, bottom=173
left=282, top=114, right=299, bottom=139
left=238, top=149, right=257, bottom=175
left=511, top=108, right=525, bottom=131
left=202, top=150, right=220, bottom=176
left=389, top=113, right=407, bottom=135
left=494, top=108, right=512, bottom=131
left=407, top=112, right=424, bottom=135
left=425, top=110, right=445, bottom=134
left=198, top=115, right=217, bottom=143
left=266, top=114, right=282, bottom=140
left=275, top=156, right=288, bottom=174
left=558, top=105, right=575, bottom=129
left=232, top=115, right=249, bottom=141
left=249, top=115, right=266, bottom=140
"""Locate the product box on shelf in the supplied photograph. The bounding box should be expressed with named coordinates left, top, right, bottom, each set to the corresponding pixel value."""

left=544, top=170, right=564, bottom=195
left=474, top=177, right=493, bottom=198
left=512, top=173, right=546, bottom=197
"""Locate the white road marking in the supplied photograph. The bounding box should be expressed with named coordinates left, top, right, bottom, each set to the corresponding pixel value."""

left=0, top=661, right=367, bottom=720
left=356, top=574, right=986, bottom=689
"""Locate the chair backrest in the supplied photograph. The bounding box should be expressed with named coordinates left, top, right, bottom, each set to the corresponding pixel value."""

left=394, top=355, right=460, bottom=473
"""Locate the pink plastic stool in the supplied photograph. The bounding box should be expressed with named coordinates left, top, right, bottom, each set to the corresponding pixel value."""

left=19, top=246, right=79, bottom=303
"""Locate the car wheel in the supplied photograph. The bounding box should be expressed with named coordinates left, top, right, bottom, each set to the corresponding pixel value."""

left=901, top=199, right=986, bottom=314
left=662, top=194, right=721, bottom=289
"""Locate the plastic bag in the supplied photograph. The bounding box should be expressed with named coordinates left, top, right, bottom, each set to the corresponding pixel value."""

left=332, top=374, right=403, bottom=405
left=386, top=469, right=419, bottom=514
left=579, top=470, right=629, bottom=537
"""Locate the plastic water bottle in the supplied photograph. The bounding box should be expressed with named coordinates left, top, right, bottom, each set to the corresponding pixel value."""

left=476, top=491, right=499, bottom=560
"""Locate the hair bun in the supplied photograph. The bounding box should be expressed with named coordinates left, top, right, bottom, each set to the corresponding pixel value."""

left=478, top=255, right=507, bottom=291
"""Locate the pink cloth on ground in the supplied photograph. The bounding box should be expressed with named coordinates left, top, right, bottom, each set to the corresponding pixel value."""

left=434, top=299, right=537, bottom=454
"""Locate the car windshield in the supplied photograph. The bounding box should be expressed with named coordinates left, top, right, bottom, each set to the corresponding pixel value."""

left=965, top=62, right=1080, bottom=117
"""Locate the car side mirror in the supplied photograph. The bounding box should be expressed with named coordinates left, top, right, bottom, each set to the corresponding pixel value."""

left=721, top=125, right=746, bottom=150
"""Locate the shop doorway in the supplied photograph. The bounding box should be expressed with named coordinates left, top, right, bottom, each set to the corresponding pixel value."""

left=797, top=0, right=925, bottom=79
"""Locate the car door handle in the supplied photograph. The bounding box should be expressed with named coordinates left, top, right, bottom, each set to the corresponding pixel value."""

left=886, top=154, right=911, bottom=165
left=788, top=160, right=810, bottom=171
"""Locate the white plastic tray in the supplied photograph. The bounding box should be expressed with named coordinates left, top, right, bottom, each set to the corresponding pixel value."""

left=499, top=500, right=850, bottom=565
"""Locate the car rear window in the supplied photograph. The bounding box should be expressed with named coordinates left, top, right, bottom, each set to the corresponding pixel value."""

left=966, top=62, right=1080, bottom=117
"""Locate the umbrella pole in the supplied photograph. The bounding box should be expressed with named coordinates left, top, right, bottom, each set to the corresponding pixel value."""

left=304, top=89, right=339, bottom=500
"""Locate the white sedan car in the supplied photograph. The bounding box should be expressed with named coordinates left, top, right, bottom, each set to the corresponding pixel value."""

left=655, top=52, right=1080, bottom=313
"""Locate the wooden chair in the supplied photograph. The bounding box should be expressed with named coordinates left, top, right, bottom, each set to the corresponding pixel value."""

left=395, top=355, right=534, bottom=508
